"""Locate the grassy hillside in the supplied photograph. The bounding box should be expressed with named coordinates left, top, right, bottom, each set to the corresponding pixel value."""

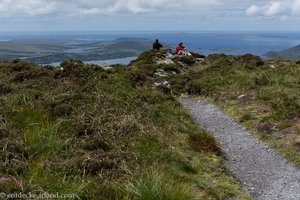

left=0, top=58, right=249, bottom=199
left=155, top=53, right=299, bottom=167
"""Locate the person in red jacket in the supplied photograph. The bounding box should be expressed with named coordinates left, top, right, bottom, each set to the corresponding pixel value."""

left=176, top=42, right=186, bottom=54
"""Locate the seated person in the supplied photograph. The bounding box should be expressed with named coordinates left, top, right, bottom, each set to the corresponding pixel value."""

left=176, top=42, right=186, bottom=54
left=176, top=42, right=191, bottom=56
left=153, top=39, right=163, bottom=50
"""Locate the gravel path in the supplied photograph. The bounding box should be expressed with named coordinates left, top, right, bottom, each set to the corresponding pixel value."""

left=181, top=98, right=300, bottom=200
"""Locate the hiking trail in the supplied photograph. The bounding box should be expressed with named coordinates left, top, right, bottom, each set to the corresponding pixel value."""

left=181, top=97, right=300, bottom=200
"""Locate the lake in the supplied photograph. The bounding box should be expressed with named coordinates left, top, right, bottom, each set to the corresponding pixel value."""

left=49, top=56, right=138, bottom=67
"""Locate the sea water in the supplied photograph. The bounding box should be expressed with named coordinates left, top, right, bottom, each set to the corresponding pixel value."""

left=1, top=31, right=300, bottom=65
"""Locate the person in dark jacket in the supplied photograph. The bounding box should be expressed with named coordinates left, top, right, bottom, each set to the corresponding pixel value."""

left=153, top=39, right=163, bottom=50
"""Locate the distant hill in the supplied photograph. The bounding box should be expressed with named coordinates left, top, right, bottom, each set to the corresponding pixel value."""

left=0, top=38, right=153, bottom=64
left=105, top=40, right=152, bottom=52
left=113, top=37, right=150, bottom=42
left=264, top=44, right=300, bottom=60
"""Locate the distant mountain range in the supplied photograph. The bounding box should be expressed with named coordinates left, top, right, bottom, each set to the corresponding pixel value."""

left=0, top=38, right=153, bottom=64
left=264, top=44, right=300, bottom=60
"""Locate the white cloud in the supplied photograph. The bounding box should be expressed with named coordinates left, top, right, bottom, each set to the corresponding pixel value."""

left=292, top=0, right=300, bottom=14
left=0, top=0, right=298, bottom=19
left=246, top=2, right=287, bottom=16
left=245, top=0, right=300, bottom=17
left=246, top=5, right=262, bottom=16
left=0, top=0, right=260, bottom=18
left=265, top=2, right=283, bottom=16
left=0, top=0, right=59, bottom=17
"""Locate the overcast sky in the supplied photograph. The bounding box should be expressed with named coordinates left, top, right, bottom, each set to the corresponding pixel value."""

left=0, top=0, right=300, bottom=32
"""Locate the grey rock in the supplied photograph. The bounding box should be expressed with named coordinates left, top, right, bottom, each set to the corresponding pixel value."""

left=156, top=58, right=174, bottom=65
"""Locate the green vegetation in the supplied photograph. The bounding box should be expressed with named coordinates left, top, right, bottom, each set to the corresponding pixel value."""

left=0, top=57, right=249, bottom=199
left=162, top=53, right=300, bottom=167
